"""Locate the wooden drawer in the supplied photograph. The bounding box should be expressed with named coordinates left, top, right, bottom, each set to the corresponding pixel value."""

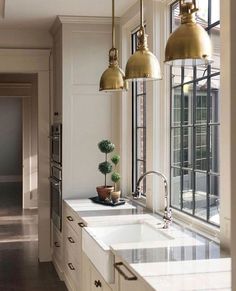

left=64, top=222, right=81, bottom=265
left=90, top=261, right=112, bottom=291
left=64, top=248, right=80, bottom=291
left=52, top=224, right=63, bottom=264
left=64, top=202, right=85, bottom=234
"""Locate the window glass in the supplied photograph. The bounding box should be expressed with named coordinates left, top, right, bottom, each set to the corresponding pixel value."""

left=170, top=0, right=220, bottom=226
left=132, top=28, right=147, bottom=195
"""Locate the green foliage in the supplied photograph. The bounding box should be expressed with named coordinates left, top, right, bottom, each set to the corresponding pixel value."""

left=111, top=154, right=120, bottom=166
left=98, top=161, right=112, bottom=175
left=111, top=172, right=121, bottom=183
left=98, top=140, right=115, bottom=154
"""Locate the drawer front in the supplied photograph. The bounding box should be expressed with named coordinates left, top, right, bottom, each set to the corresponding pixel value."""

left=64, top=248, right=80, bottom=291
left=64, top=223, right=82, bottom=265
left=90, top=262, right=112, bottom=291
left=64, top=203, right=86, bottom=235
left=52, top=224, right=62, bottom=263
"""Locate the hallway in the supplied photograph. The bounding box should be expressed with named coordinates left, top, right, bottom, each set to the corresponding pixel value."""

left=0, top=191, right=67, bottom=291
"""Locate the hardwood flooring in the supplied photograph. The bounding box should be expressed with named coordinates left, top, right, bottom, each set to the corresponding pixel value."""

left=0, top=187, right=67, bottom=291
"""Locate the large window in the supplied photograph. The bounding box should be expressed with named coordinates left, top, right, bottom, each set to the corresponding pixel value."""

left=132, top=28, right=147, bottom=195
left=170, top=0, right=220, bottom=225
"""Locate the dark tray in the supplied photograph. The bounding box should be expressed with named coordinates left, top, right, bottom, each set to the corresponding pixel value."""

left=89, top=196, right=126, bottom=207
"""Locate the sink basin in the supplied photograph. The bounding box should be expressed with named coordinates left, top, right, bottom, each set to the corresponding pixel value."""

left=88, top=223, right=172, bottom=246
left=82, top=219, right=173, bottom=283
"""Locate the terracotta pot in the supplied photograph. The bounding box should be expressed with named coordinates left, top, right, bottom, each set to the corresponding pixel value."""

left=110, top=190, right=121, bottom=203
left=96, top=186, right=114, bottom=201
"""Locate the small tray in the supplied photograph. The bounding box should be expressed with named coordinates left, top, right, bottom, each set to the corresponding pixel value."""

left=89, top=196, right=126, bottom=207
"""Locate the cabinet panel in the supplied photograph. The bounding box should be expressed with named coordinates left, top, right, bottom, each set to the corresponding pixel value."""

left=90, top=261, right=112, bottom=291
left=64, top=248, right=80, bottom=291
left=114, top=261, right=153, bottom=291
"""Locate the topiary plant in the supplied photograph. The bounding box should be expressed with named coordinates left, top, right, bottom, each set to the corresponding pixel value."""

left=111, top=154, right=121, bottom=191
left=98, top=139, right=115, bottom=187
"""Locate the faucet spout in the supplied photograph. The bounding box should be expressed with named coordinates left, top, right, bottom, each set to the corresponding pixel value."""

left=133, top=170, right=172, bottom=229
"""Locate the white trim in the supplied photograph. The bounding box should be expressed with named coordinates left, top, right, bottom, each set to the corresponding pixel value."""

left=51, top=15, right=120, bottom=36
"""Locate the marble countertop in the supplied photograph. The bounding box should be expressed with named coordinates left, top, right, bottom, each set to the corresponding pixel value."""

left=64, top=198, right=231, bottom=290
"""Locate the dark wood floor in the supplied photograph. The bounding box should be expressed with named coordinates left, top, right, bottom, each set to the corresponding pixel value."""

left=0, top=186, right=67, bottom=291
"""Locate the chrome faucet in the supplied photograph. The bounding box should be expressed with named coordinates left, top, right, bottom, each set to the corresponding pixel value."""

left=133, top=170, right=172, bottom=229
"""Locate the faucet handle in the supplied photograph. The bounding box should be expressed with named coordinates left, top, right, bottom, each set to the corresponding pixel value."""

left=163, top=207, right=172, bottom=229
left=132, top=187, right=142, bottom=199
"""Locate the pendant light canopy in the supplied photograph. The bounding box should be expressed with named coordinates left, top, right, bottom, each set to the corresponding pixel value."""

left=125, top=0, right=161, bottom=81
left=165, top=0, right=213, bottom=66
left=99, top=0, right=126, bottom=92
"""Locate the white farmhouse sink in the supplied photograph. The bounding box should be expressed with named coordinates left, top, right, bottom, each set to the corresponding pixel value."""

left=82, top=219, right=173, bottom=283
left=87, top=223, right=172, bottom=245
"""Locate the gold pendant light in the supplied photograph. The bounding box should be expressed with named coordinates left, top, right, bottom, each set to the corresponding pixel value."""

left=99, top=0, right=126, bottom=92
left=125, top=0, right=161, bottom=81
left=165, top=0, right=213, bottom=66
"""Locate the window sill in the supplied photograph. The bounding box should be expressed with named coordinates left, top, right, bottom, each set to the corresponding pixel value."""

left=171, top=208, right=220, bottom=243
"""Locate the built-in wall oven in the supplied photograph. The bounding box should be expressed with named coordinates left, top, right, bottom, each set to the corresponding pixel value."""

left=51, top=123, right=62, bottom=165
left=50, top=123, right=62, bottom=231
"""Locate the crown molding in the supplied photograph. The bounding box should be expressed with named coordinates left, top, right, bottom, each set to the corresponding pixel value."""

left=50, top=15, right=120, bottom=36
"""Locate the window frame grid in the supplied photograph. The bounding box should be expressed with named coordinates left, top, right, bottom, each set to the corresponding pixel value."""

left=170, top=0, right=220, bottom=226
left=131, top=28, right=147, bottom=195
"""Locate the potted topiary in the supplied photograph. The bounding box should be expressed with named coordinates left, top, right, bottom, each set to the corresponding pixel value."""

left=110, top=154, right=121, bottom=203
left=97, top=139, right=115, bottom=200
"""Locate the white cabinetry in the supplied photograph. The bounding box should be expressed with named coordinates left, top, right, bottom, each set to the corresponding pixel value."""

left=83, top=254, right=112, bottom=291
left=50, top=16, right=120, bottom=201
left=51, top=222, right=63, bottom=279
left=114, top=257, right=154, bottom=291
left=63, top=201, right=85, bottom=291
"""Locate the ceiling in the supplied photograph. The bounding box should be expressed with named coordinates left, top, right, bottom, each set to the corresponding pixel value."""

left=0, top=0, right=137, bottom=30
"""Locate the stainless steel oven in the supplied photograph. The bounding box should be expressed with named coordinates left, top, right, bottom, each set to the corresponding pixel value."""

left=50, top=123, right=62, bottom=165
left=50, top=165, right=62, bottom=231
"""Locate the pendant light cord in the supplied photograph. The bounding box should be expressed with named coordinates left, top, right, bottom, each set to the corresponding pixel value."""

left=140, top=0, right=143, bottom=28
left=112, top=0, right=115, bottom=48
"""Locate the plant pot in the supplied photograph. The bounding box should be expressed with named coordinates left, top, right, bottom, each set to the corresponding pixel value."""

left=110, top=190, right=121, bottom=203
left=96, top=186, right=114, bottom=201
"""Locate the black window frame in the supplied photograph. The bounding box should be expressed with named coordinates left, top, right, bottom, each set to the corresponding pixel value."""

left=170, top=0, right=220, bottom=226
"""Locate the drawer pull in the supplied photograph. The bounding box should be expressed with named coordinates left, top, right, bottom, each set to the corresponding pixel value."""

left=54, top=241, right=60, bottom=248
left=67, top=236, right=75, bottom=243
left=67, top=216, right=74, bottom=221
left=114, top=262, right=137, bottom=281
left=78, top=222, right=85, bottom=228
left=68, top=263, right=75, bottom=270
left=94, top=280, right=102, bottom=288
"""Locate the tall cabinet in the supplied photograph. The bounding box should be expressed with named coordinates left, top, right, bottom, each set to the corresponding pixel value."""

left=50, top=16, right=121, bottom=289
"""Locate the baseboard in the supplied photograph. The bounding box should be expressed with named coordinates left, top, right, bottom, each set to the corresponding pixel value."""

left=52, top=256, right=64, bottom=281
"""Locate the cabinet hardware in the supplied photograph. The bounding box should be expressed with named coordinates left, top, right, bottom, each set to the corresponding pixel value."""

left=78, top=222, right=85, bottom=228
left=67, top=216, right=74, bottom=221
left=67, top=236, right=75, bottom=243
left=94, top=280, right=102, bottom=288
left=54, top=241, right=60, bottom=247
left=114, top=262, right=137, bottom=281
left=68, top=263, right=75, bottom=270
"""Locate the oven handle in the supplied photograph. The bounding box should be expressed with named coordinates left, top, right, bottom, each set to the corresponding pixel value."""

left=48, top=135, right=60, bottom=140
left=50, top=177, right=61, bottom=186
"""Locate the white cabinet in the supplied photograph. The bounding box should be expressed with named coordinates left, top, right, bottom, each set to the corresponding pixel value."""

left=51, top=222, right=63, bottom=279
left=114, top=257, right=154, bottom=291
left=63, top=202, right=85, bottom=291
left=83, top=254, right=112, bottom=291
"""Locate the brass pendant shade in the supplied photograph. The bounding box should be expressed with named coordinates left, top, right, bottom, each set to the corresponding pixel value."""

left=165, top=0, right=212, bottom=66
left=125, top=0, right=162, bottom=81
left=99, top=0, right=126, bottom=92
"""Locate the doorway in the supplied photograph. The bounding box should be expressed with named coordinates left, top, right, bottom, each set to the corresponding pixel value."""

left=0, top=97, right=22, bottom=213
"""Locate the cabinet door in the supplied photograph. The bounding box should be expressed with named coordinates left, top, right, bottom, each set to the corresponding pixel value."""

left=114, top=262, right=152, bottom=291
left=90, top=261, right=112, bottom=291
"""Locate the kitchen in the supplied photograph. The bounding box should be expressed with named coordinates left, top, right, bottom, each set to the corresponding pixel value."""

left=0, top=0, right=235, bottom=290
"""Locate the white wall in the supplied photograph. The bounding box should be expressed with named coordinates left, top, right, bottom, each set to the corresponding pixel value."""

left=0, top=29, right=52, bottom=48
